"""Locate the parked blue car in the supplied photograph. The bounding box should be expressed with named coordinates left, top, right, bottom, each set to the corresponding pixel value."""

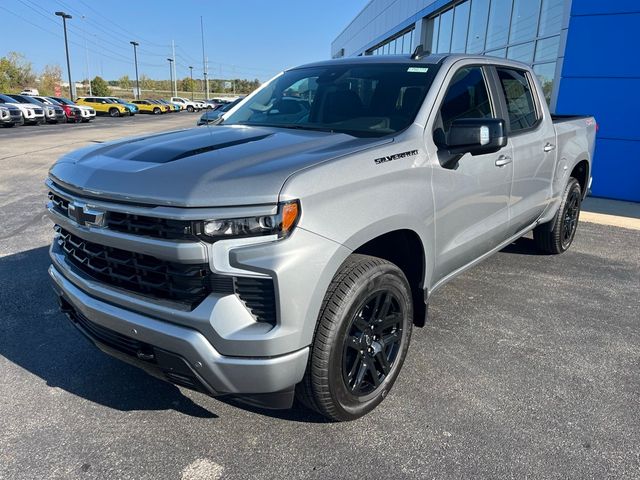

left=107, top=97, right=139, bottom=115
left=197, top=97, right=244, bottom=125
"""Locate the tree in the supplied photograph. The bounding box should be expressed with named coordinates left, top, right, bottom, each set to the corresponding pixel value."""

left=38, top=64, right=62, bottom=96
left=90, top=76, right=110, bottom=96
left=118, top=75, right=131, bottom=90
left=180, top=77, right=195, bottom=93
left=0, top=52, right=36, bottom=92
left=140, top=74, right=153, bottom=91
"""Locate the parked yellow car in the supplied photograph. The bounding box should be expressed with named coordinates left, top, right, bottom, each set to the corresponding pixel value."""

left=76, top=97, right=130, bottom=117
left=131, top=100, right=166, bottom=115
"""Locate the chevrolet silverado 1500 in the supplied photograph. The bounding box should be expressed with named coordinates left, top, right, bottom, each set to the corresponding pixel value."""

left=47, top=53, right=596, bottom=421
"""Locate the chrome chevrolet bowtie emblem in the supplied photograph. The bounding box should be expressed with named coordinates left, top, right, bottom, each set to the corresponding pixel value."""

left=67, top=201, right=106, bottom=228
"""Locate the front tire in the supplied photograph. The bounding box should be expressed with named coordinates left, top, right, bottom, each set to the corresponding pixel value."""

left=187, top=105, right=195, bottom=113
left=109, top=108, right=120, bottom=118
left=534, top=177, right=582, bottom=254
left=152, top=107, right=161, bottom=115
left=296, top=254, right=413, bottom=421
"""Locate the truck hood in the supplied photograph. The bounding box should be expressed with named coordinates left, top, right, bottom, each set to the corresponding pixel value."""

left=49, top=125, right=388, bottom=207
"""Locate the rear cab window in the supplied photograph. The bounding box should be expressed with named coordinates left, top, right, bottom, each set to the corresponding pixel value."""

left=495, top=67, right=540, bottom=133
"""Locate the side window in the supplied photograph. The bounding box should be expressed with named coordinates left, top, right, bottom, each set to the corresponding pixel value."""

left=496, top=68, right=539, bottom=132
left=438, top=66, right=493, bottom=134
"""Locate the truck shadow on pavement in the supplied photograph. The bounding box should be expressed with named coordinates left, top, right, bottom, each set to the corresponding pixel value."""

left=0, top=246, right=216, bottom=419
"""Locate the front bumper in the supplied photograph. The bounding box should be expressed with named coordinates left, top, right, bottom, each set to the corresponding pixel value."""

left=45, top=180, right=352, bottom=406
left=50, top=264, right=309, bottom=403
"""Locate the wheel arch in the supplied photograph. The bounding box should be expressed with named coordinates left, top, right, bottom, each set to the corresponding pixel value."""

left=570, top=159, right=590, bottom=199
left=352, top=229, right=429, bottom=327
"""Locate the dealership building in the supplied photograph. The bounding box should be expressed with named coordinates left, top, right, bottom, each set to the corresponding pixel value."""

left=332, top=0, right=639, bottom=202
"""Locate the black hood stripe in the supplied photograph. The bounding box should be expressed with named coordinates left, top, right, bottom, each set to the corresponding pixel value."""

left=161, top=134, right=273, bottom=163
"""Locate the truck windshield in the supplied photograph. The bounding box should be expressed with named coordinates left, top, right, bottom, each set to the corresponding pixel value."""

left=222, top=63, right=439, bottom=138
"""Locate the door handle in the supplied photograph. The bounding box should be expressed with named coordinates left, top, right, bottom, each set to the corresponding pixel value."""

left=544, top=143, right=556, bottom=152
left=495, top=155, right=512, bottom=167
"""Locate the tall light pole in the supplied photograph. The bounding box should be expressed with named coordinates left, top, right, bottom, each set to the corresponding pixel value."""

left=171, top=40, right=177, bottom=98
left=55, top=11, right=73, bottom=98
left=200, top=16, right=209, bottom=100
left=130, top=41, right=140, bottom=99
left=81, top=15, right=91, bottom=95
left=189, top=66, right=194, bottom=100
left=167, top=58, right=174, bottom=97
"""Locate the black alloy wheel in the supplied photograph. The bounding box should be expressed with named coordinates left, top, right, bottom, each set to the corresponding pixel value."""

left=533, top=177, right=582, bottom=254
left=561, top=188, right=581, bottom=249
left=342, top=290, right=404, bottom=396
left=296, top=254, right=413, bottom=421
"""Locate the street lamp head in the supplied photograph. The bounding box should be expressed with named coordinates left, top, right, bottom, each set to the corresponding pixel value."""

left=167, top=58, right=174, bottom=63
left=130, top=41, right=139, bottom=47
left=55, top=11, right=72, bottom=19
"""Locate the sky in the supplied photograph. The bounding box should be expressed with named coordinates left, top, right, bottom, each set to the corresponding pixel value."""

left=0, top=0, right=369, bottom=82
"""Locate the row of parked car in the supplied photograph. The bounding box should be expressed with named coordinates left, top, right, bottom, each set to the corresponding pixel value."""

left=0, top=89, right=236, bottom=127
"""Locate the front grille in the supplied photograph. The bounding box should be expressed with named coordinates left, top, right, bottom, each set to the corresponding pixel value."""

left=235, top=277, right=276, bottom=325
left=48, top=191, right=70, bottom=216
left=107, top=211, right=193, bottom=240
left=56, top=226, right=213, bottom=308
left=34, top=108, right=43, bottom=114
left=48, top=191, right=194, bottom=241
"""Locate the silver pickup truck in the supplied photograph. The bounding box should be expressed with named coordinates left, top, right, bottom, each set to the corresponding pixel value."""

left=47, top=53, right=596, bottom=421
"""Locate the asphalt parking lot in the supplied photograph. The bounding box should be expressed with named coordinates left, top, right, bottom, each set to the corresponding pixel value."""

left=1, top=117, right=639, bottom=479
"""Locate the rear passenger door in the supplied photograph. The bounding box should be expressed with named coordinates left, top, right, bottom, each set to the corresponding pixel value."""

left=429, top=65, right=514, bottom=284
left=493, top=67, right=556, bottom=236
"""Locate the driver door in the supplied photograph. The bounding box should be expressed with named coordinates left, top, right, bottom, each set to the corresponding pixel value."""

left=428, top=65, right=514, bottom=284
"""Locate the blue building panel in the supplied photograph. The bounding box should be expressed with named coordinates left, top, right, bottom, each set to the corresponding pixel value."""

left=557, top=77, right=640, bottom=142
left=556, top=3, right=640, bottom=201
left=571, top=0, right=640, bottom=16
left=560, top=13, right=639, bottom=78
left=589, top=139, right=639, bottom=202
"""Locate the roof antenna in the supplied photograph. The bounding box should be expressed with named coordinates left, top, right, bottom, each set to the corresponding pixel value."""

left=411, top=44, right=429, bottom=60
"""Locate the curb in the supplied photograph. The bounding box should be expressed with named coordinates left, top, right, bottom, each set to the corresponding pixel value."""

left=580, top=211, right=640, bottom=231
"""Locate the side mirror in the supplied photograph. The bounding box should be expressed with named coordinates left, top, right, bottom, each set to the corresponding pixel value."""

left=446, top=118, right=507, bottom=156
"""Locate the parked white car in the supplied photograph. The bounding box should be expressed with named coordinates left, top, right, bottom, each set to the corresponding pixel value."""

left=20, top=88, right=40, bottom=96
left=170, top=97, right=204, bottom=112
left=0, top=93, right=45, bottom=125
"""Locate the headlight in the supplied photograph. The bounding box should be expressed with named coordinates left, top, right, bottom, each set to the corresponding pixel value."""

left=193, top=200, right=300, bottom=242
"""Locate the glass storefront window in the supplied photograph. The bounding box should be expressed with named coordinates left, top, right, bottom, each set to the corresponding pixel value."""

left=486, top=48, right=507, bottom=58
left=507, top=41, right=535, bottom=63
left=533, top=62, right=556, bottom=105
left=538, top=0, right=565, bottom=37
left=467, top=0, right=490, bottom=53
left=451, top=1, right=471, bottom=53
left=437, top=8, right=454, bottom=53
left=509, top=0, right=542, bottom=44
left=535, top=35, right=560, bottom=62
left=403, top=32, right=411, bottom=54
left=486, top=0, right=513, bottom=50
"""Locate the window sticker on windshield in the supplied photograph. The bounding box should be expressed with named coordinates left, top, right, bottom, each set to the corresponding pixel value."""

left=407, top=67, right=429, bottom=73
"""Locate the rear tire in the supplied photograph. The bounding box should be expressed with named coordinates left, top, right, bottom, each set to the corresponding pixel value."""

left=109, top=108, right=120, bottom=118
left=534, top=177, right=582, bottom=254
left=187, top=105, right=195, bottom=113
left=296, top=254, right=413, bottom=421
